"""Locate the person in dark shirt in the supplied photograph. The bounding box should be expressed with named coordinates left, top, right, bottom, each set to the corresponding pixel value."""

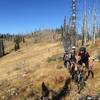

left=78, top=47, right=90, bottom=69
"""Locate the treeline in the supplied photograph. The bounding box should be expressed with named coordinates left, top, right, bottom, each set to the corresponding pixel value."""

left=55, top=24, right=81, bottom=49
left=0, top=29, right=59, bottom=58
left=0, top=33, right=25, bottom=42
left=0, top=33, right=25, bottom=57
left=56, top=17, right=100, bottom=49
left=31, top=29, right=59, bottom=43
left=0, top=26, right=99, bottom=58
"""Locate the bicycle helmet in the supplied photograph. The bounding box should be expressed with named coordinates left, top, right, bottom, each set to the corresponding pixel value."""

left=72, top=46, right=76, bottom=49
left=79, top=47, right=86, bottom=53
left=65, top=48, right=69, bottom=53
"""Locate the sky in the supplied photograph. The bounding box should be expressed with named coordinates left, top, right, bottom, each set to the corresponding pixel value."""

left=0, top=0, right=99, bottom=34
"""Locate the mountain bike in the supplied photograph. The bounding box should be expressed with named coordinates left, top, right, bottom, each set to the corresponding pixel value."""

left=77, top=65, right=86, bottom=94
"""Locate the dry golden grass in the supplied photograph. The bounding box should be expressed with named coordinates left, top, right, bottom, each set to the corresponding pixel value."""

left=0, top=40, right=68, bottom=99
left=0, top=39, right=99, bottom=100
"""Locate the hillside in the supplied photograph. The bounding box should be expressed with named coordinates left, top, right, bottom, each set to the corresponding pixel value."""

left=0, top=39, right=100, bottom=100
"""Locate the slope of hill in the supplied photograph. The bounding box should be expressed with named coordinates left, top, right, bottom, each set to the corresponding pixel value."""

left=0, top=39, right=100, bottom=100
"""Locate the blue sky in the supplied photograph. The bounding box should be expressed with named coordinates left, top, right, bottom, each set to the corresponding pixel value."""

left=0, top=0, right=99, bottom=34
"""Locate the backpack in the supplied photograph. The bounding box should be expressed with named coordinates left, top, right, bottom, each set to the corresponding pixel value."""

left=71, top=50, right=75, bottom=59
left=65, top=54, right=69, bottom=61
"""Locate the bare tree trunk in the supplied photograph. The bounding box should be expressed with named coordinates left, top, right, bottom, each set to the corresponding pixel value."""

left=0, top=39, right=5, bottom=57
left=93, top=8, right=97, bottom=44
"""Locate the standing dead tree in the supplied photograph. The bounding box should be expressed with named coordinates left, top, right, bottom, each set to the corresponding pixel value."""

left=93, top=2, right=97, bottom=44
left=70, top=0, right=77, bottom=46
left=0, top=39, right=5, bottom=57
left=82, top=0, right=88, bottom=47
left=62, top=17, right=72, bottom=50
left=14, top=36, right=20, bottom=51
left=97, top=27, right=100, bottom=38
left=62, top=0, right=77, bottom=48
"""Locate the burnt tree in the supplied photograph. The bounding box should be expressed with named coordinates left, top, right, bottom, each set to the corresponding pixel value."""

left=0, top=39, right=5, bottom=57
left=14, top=36, right=20, bottom=51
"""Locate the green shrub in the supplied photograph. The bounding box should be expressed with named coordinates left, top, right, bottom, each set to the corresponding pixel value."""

left=97, top=55, right=100, bottom=62
left=47, top=56, right=56, bottom=63
left=47, top=54, right=63, bottom=63
left=14, top=36, right=20, bottom=51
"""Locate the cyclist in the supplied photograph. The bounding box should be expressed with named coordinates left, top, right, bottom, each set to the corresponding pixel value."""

left=78, top=47, right=90, bottom=69
left=70, top=46, right=77, bottom=63
left=63, top=48, right=70, bottom=68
